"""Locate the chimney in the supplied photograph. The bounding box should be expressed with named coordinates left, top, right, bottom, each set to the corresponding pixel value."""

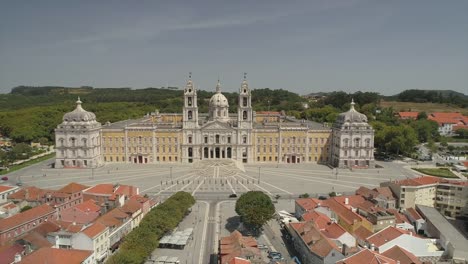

left=14, top=253, right=21, bottom=263
left=55, top=235, right=59, bottom=248
left=345, top=197, right=349, bottom=205
left=25, top=189, right=29, bottom=200
left=370, top=244, right=375, bottom=251
left=342, top=244, right=347, bottom=256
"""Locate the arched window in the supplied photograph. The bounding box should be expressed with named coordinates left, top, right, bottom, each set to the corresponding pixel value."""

left=243, top=97, right=247, bottom=107
left=188, top=111, right=193, bottom=120
left=82, top=138, right=87, bottom=147
left=59, top=138, right=64, bottom=146
left=365, top=139, right=370, bottom=147
left=354, top=138, right=360, bottom=147
left=187, top=97, right=192, bottom=106
left=243, top=111, right=247, bottom=120
left=216, top=135, right=220, bottom=144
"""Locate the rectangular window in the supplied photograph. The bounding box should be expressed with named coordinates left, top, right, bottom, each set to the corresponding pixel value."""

left=227, top=137, right=231, bottom=143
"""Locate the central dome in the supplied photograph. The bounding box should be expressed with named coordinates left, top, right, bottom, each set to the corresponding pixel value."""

left=209, top=80, right=229, bottom=108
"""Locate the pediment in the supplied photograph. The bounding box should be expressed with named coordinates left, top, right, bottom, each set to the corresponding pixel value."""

left=201, top=121, right=232, bottom=131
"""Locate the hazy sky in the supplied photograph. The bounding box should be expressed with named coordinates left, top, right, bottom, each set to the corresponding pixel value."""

left=0, top=0, right=467, bottom=95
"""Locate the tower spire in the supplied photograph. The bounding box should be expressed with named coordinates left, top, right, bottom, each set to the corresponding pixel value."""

left=350, top=98, right=355, bottom=111
left=216, top=79, right=221, bottom=93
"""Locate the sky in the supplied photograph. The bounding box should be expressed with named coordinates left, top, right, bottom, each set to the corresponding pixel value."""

left=0, top=0, right=467, bottom=96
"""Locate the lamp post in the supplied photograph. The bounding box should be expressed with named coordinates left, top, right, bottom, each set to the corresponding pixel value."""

left=170, top=166, right=173, bottom=180
left=258, top=167, right=261, bottom=184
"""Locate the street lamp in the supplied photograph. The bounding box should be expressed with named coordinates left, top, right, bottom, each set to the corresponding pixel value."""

left=258, top=167, right=261, bottom=184
left=170, top=166, right=173, bottom=180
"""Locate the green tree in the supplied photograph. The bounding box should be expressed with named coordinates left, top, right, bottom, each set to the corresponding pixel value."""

left=235, top=191, right=275, bottom=233
left=20, top=205, right=32, bottom=212
left=417, top=112, right=428, bottom=120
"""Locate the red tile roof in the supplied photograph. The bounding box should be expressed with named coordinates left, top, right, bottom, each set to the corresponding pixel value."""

left=8, top=186, right=48, bottom=201
left=19, top=247, right=92, bottom=264
left=321, top=223, right=347, bottom=239
left=84, top=184, right=114, bottom=195
left=290, top=221, right=340, bottom=258
left=82, top=222, right=107, bottom=238
left=0, top=204, right=55, bottom=233
left=295, top=198, right=321, bottom=212
left=0, top=244, right=24, bottom=264
left=332, top=195, right=366, bottom=208
left=219, top=231, right=260, bottom=264
left=73, top=199, right=101, bottom=213
left=398, top=112, right=419, bottom=119
left=353, top=226, right=374, bottom=241
left=57, top=182, right=88, bottom=194
left=428, top=112, right=466, bottom=125
left=406, top=208, right=422, bottom=220
left=337, top=248, right=397, bottom=264
left=381, top=245, right=422, bottom=264
left=301, top=211, right=330, bottom=228
left=21, top=231, right=53, bottom=248
left=366, top=226, right=412, bottom=247
left=355, top=187, right=379, bottom=199
left=229, top=257, right=251, bottom=264
left=0, top=185, right=15, bottom=193
left=392, top=176, right=441, bottom=187
left=120, top=199, right=142, bottom=214
left=326, top=199, right=365, bottom=226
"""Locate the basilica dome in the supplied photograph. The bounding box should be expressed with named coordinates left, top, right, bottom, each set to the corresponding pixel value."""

left=63, top=98, right=97, bottom=123
left=209, top=80, right=229, bottom=108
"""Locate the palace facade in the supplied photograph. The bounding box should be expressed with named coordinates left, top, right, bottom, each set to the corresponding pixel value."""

left=54, top=77, right=374, bottom=169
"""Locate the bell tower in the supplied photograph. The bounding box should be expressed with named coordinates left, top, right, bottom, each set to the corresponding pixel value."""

left=182, top=73, right=199, bottom=129
left=237, top=73, right=253, bottom=129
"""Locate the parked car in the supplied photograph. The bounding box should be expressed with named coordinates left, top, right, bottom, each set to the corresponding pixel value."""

left=229, top=193, right=237, bottom=198
left=268, top=252, right=282, bottom=259
left=258, top=244, right=268, bottom=250
left=1, top=176, right=8, bottom=181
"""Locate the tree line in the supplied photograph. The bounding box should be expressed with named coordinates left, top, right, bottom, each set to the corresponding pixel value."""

left=106, top=191, right=195, bottom=264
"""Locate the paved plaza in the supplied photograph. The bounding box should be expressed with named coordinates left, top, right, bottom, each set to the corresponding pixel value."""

left=5, top=158, right=417, bottom=198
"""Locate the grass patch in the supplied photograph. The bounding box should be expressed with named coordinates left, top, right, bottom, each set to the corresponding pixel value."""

left=412, top=167, right=458, bottom=178
left=380, top=101, right=468, bottom=115
left=0, top=153, right=55, bottom=175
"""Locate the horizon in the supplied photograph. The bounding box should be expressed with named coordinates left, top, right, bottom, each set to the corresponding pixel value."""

left=0, top=0, right=467, bottom=96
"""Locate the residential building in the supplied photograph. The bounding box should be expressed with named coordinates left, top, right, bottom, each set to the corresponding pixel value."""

left=72, top=222, right=109, bottom=263
left=218, top=230, right=261, bottom=264
left=382, top=176, right=468, bottom=218
left=386, top=209, right=414, bottom=231
left=365, top=226, right=443, bottom=260
left=55, top=77, right=374, bottom=168
left=325, top=196, right=374, bottom=234
left=83, top=183, right=138, bottom=209
left=19, top=247, right=94, bottom=264
left=428, top=112, right=468, bottom=136
left=96, top=207, right=132, bottom=252
left=287, top=221, right=345, bottom=264
left=0, top=185, right=19, bottom=205
left=404, top=208, right=425, bottom=233
left=0, top=204, right=56, bottom=246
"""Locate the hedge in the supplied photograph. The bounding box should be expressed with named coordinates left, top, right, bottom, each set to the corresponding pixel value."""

left=106, top=191, right=196, bottom=264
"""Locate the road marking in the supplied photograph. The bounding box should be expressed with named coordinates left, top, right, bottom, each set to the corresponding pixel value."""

left=180, top=176, right=199, bottom=191
left=198, top=201, right=209, bottom=264
left=140, top=172, right=196, bottom=193
left=192, top=180, right=204, bottom=196
left=238, top=173, right=294, bottom=195
left=263, top=170, right=376, bottom=188
left=227, top=178, right=236, bottom=194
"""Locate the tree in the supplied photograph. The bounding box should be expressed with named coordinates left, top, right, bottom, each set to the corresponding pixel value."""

left=417, top=112, right=428, bottom=120
left=20, top=205, right=32, bottom=212
left=235, top=191, right=275, bottom=233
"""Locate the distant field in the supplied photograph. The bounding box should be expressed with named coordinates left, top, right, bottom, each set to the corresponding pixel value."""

left=380, top=101, right=468, bottom=115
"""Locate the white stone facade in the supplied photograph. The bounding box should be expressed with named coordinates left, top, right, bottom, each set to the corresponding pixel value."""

left=330, top=100, right=375, bottom=168
left=54, top=98, right=103, bottom=168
